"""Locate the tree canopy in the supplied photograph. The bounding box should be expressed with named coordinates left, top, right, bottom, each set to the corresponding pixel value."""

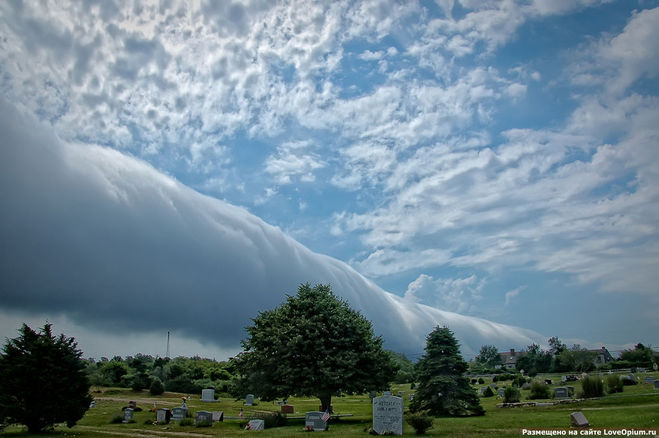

left=231, top=283, right=397, bottom=411
left=0, top=324, right=92, bottom=433
left=410, top=326, right=484, bottom=417
left=475, top=345, right=502, bottom=369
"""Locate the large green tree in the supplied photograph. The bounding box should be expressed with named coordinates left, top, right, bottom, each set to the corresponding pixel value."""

left=232, top=283, right=397, bottom=411
left=410, top=326, right=484, bottom=417
left=0, top=324, right=92, bottom=433
left=475, top=345, right=502, bottom=369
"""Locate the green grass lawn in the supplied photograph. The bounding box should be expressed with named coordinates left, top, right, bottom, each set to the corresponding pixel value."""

left=2, top=373, right=657, bottom=437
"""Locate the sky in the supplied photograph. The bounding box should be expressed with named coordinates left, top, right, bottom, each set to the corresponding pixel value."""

left=1, top=0, right=658, bottom=361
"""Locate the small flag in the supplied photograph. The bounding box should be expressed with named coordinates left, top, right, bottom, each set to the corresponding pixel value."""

left=321, top=410, right=330, bottom=422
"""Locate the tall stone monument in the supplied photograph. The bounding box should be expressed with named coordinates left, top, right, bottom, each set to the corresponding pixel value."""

left=372, top=394, right=403, bottom=435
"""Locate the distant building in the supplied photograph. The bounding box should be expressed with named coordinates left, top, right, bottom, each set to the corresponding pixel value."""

left=589, top=347, right=614, bottom=365
left=498, top=348, right=526, bottom=370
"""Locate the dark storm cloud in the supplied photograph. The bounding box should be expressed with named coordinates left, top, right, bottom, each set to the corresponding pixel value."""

left=0, top=99, right=543, bottom=356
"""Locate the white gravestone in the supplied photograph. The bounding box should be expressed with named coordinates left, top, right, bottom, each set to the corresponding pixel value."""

left=156, top=408, right=170, bottom=424
left=245, top=394, right=254, bottom=406
left=246, top=419, right=265, bottom=430
left=372, top=394, right=403, bottom=436
left=201, top=388, right=216, bottom=402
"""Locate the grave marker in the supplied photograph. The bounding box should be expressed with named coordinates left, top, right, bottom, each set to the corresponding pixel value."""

left=245, top=394, right=254, bottom=406
left=643, top=377, right=654, bottom=384
left=201, top=388, right=216, bottom=402
left=570, top=412, right=589, bottom=428
left=305, top=411, right=328, bottom=431
left=122, top=408, right=134, bottom=423
left=246, top=419, right=265, bottom=430
left=497, top=388, right=505, bottom=398
left=281, top=405, right=294, bottom=414
left=654, top=381, right=659, bottom=390
left=212, top=411, right=224, bottom=422
left=554, top=387, right=569, bottom=398
left=195, top=410, right=212, bottom=426
left=372, top=394, right=403, bottom=436
left=172, top=407, right=187, bottom=421
left=156, top=408, right=170, bottom=424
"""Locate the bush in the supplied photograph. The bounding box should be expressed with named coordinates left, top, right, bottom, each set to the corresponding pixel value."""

left=406, top=411, right=433, bottom=435
left=263, top=412, right=287, bottom=428
left=528, top=381, right=550, bottom=400
left=492, top=376, right=499, bottom=382
left=109, top=415, right=123, bottom=424
left=580, top=376, right=604, bottom=398
left=622, top=377, right=637, bottom=386
left=477, top=378, right=485, bottom=384
left=503, top=387, right=520, bottom=403
left=605, top=375, right=623, bottom=394
left=483, top=387, right=494, bottom=397
left=410, top=382, right=416, bottom=390
left=179, top=418, right=194, bottom=426
left=149, top=378, right=165, bottom=396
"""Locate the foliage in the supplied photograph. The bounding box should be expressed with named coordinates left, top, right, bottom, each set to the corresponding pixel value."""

left=528, top=381, right=550, bottom=400
left=179, top=417, right=194, bottom=426
left=109, top=415, right=124, bottom=424
left=548, top=336, right=567, bottom=356
left=263, top=411, right=288, bottom=428
left=620, top=343, right=653, bottom=367
left=149, top=378, right=165, bottom=396
left=515, top=344, right=552, bottom=374
left=580, top=376, right=604, bottom=398
left=0, top=324, right=92, bottom=433
left=406, top=411, right=434, bottom=435
left=387, top=351, right=415, bottom=383
left=555, top=345, right=596, bottom=372
left=478, top=377, right=485, bottom=384
left=476, top=345, right=502, bottom=369
left=605, top=375, right=623, bottom=394
left=410, top=326, right=484, bottom=417
left=483, top=386, right=494, bottom=397
left=232, top=283, right=397, bottom=411
left=503, top=387, right=520, bottom=403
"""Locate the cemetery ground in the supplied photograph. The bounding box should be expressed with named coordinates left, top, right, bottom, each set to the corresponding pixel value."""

left=1, top=373, right=657, bottom=437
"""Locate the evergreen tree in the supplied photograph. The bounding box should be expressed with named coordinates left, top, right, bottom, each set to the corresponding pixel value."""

left=232, top=283, right=396, bottom=412
left=0, top=324, right=92, bottom=433
left=410, top=326, right=484, bottom=417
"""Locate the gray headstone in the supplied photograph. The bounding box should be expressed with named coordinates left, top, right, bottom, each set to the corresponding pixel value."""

left=554, top=387, right=569, bottom=399
left=172, top=407, right=188, bottom=421
left=570, top=412, right=589, bottom=427
left=196, top=410, right=212, bottom=426
left=122, top=408, right=134, bottom=423
left=372, top=394, right=403, bottom=436
left=305, top=411, right=328, bottom=431
left=156, top=408, right=170, bottom=424
left=497, top=388, right=505, bottom=398
left=212, top=411, right=224, bottom=422
left=245, top=394, right=254, bottom=406
left=246, top=419, right=265, bottom=430
left=201, top=388, right=216, bottom=402
left=628, top=374, right=635, bottom=382
left=490, top=383, right=496, bottom=388
left=643, top=377, right=654, bottom=384
left=562, top=375, right=567, bottom=383
left=654, top=380, right=659, bottom=390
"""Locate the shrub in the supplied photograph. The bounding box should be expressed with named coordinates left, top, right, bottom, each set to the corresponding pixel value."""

left=410, top=382, right=416, bottom=390
left=179, top=418, right=194, bottom=426
left=109, top=415, right=123, bottom=424
left=528, top=381, right=550, bottom=400
left=406, top=411, right=433, bottom=435
left=621, top=377, right=637, bottom=386
left=477, top=378, right=485, bottom=384
left=263, top=412, right=287, bottom=428
left=605, top=375, right=623, bottom=394
left=492, top=376, right=499, bottom=382
left=503, top=387, right=520, bottom=403
left=580, top=376, right=604, bottom=398
left=149, top=378, right=164, bottom=396
left=483, top=386, right=494, bottom=397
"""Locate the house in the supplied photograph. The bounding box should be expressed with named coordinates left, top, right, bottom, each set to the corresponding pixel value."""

left=498, top=348, right=525, bottom=370
left=589, top=347, right=614, bottom=365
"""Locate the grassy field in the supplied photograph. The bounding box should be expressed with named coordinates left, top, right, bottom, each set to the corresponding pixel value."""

left=2, top=372, right=658, bottom=437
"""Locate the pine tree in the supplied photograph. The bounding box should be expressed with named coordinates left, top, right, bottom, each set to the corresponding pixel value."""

left=410, top=326, right=484, bottom=416
left=0, top=324, right=92, bottom=433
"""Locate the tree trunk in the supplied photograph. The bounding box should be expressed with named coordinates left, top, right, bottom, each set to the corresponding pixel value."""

left=319, top=393, right=332, bottom=413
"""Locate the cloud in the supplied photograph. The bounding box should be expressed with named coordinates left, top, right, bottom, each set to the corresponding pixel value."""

left=404, top=274, right=484, bottom=313
left=265, top=140, right=325, bottom=184
left=0, top=99, right=544, bottom=357
left=504, top=287, right=523, bottom=306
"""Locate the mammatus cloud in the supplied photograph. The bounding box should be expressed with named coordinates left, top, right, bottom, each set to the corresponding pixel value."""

left=0, top=99, right=543, bottom=357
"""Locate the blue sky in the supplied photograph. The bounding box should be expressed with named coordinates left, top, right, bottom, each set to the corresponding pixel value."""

left=1, top=0, right=658, bottom=360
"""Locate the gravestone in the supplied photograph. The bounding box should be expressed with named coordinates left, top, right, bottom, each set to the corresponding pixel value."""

left=570, top=412, right=589, bottom=428
left=212, top=411, right=224, bottom=422
left=479, top=387, right=486, bottom=395
left=195, top=410, right=212, bottom=427
left=89, top=401, right=95, bottom=408
left=369, top=391, right=377, bottom=399
left=201, top=388, right=216, bottom=402
left=554, top=387, right=569, bottom=398
left=122, top=408, right=134, bottom=423
left=562, top=376, right=567, bottom=383
left=497, top=388, right=505, bottom=398
left=372, top=394, right=403, bottom=436
left=628, top=374, right=636, bottom=382
left=172, top=407, right=188, bottom=421
left=654, top=380, right=659, bottom=390
left=281, top=405, right=294, bottom=414
left=490, top=383, right=496, bottom=388
left=522, top=382, right=531, bottom=390
left=156, top=408, right=171, bottom=424
left=305, top=411, right=328, bottom=431
left=245, top=394, right=254, bottom=406
left=246, top=419, right=265, bottom=430
left=643, top=377, right=654, bottom=384
left=383, top=390, right=392, bottom=396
